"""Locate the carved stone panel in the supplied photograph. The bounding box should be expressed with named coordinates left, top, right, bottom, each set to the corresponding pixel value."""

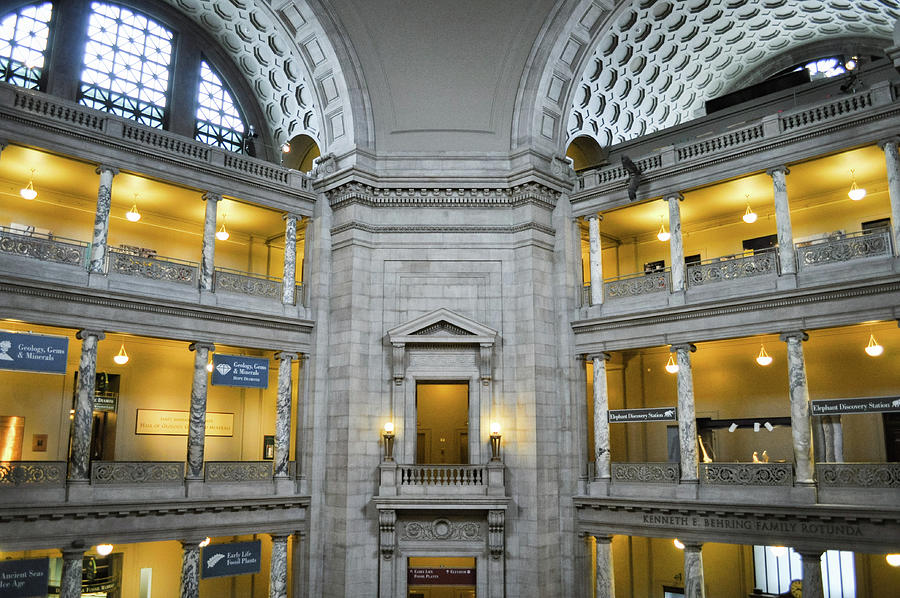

left=399, top=518, right=485, bottom=542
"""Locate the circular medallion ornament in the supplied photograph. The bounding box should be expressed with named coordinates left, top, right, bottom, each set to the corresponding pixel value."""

left=432, top=519, right=452, bottom=539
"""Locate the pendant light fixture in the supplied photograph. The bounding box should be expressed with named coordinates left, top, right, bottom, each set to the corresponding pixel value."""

left=20, top=169, right=37, bottom=200
left=126, top=193, right=141, bottom=222
left=113, top=343, right=129, bottom=365
left=216, top=210, right=230, bottom=241
left=665, top=353, right=679, bottom=374
left=865, top=334, right=884, bottom=357
left=848, top=169, right=866, bottom=201
left=755, top=345, right=773, bottom=366
left=656, top=216, right=670, bottom=242
left=742, top=194, right=757, bottom=224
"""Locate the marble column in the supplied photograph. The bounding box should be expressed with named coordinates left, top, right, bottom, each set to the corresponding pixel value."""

left=768, top=166, right=796, bottom=274
left=186, top=342, right=215, bottom=480
left=672, top=344, right=699, bottom=482
left=683, top=542, right=706, bottom=598
left=780, top=331, right=814, bottom=485
left=591, top=353, right=612, bottom=480
left=594, top=535, right=615, bottom=598
left=270, top=533, right=289, bottom=598
left=69, top=329, right=105, bottom=482
left=666, top=193, right=686, bottom=292
left=60, top=548, right=85, bottom=598
left=282, top=213, right=299, bottom=304
left=179, top=540, right=201, bottom=598
left=587, top=215, right=603, bottom=305
left=798, top=550, right=824, bottom=598
left=274, top=352, right=297, bottom=478
left=200, top=192, right=221, bottom=291
left=879, top=138, right=900, bottom=256
left=88, top=165, right=119, bottom=273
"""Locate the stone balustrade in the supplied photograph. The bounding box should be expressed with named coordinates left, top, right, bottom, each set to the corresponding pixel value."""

left=400, top=465, right=486, bottom=486
left=91, top=461, right=184, bottom=484
left=700, top=462, right=793, bottom=486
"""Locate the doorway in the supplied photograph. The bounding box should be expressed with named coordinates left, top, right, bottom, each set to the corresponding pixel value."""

left=407, top=556, right=476, bottom=598
left=416, top=383, right=469, bottom=464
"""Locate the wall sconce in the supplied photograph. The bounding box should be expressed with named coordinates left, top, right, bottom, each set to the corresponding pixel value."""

left=382, top=422, right=394, bottom=461
left=490, top=422, right=502, bottom=461
left=20, top=169, right=37, bottom=200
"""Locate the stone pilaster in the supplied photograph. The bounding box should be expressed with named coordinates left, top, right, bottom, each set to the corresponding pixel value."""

left=60, top=548, right=85, bottom=598
left=666, top=193, right=685, bottom=292
left=683, top=542, right=706, bottom=598
left=186, top=342, right=215, bottom=481
left=879, top=139, right=900, bottom=256
left=672, top=343, right=699, bottom=482
left=282, top=213, right=299, bottom=304
left=270, top=534, right=290, bottom=598
left=179, top=540, right=201, bottom=598
left=594, top=535, right=615, bottom=598
left=590, top=353, right=612, bottom=480
left=780, top=331, right=814, bottom=486
left=798, top=550, right=824, bottom=598
left=88, top=165, right=119, bottom=273
left=587, top=215, right=603, bottom=305
left=274, top=352, right=298, bottom=479
left=200, top=192, right=221, bottom=292
left=768, top=166, right=795, bottom=274
left=69, top=329, right=105, bottom=482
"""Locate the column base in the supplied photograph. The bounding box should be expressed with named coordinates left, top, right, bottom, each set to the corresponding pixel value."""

left=790, top=482, right=817, bottom=503
left=185, top=478, right=206, bottom=498
left=776, top=273, right=798, bottom=290
left=588, top=478, right=611, bottom=497
left=274, top=476, right=294, bottom=495
left=66, top=479, right=93, bottom=503
left=676, top=479, right=700, bottom=499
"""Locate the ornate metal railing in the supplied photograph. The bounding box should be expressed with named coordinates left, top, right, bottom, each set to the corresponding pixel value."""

left=796, top=229, right=892, bottom=269
left=0, top=461, right=66, bottom=486
left=582, top=284, right=592, bottom=306
left=399, top=465, right=486, bottom=486
left=603, top=269, right=670, bottom=299
left=0, top=226, right=88, bottom=267
left=817, top=463, right=900, bottom=488
left=700, top=462, right=793, bottom=486
left=687, top=249, right=778, bottom=286
left=214, top=267, right=281, bottom=299
left=204, top=461, right=273, bottom=482
left=91, top=461, right=184, bottom=484
left=611, top=462, right=679, bottom=483
left=108, top=248, right=199, bottom=285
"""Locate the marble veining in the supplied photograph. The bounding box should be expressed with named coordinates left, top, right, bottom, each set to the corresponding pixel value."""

left=588, top=215, right=603, bottom=305
left=683, top=543, right=706, bottom=598
left=667, top=195, right=685, bottom=292
left=595, top=535, right=615, bottom=598
left=769, top=167, right=796, bottom=274
left=783, top=332, right=814, bottom=484
left=592, top=354, right=611, bottom=479
left=60, top=550, right=84, bottom=598
left=200, top=193, right=220, bottom=292
left=270, top=534, right=289, bottom=598
left=179, top=542, right=200, bottom=598
left=881, top=140, right=900, bottom=256
left=69, top=330, right=104, bottom=481
left=274, top=352, right=296, bottom=478
left=187, top=343, right=214, bottom=479
left=88, top=166, right=118, bottom=273
left=282, top=214, right=298, bottom=304
left=674, top=345, right=699, bottom=482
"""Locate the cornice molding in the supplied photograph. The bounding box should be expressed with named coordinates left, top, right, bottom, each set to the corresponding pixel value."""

left=325, top=181, right=561, bottom=211
left=331, top=221, right=556, bottom=237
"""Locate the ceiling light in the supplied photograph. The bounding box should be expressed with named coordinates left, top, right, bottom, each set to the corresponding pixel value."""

left=126, top=194, right=142, bottom=222
left=657, top=217, right=670, bottom=242
left=742, top=195, right=757, bottom=223
left=845, top=58, right=857, bottom=71
left=848, top=169, right=866, bottom=201
left=865, top=334, right=884, bottom=357
left=20, top=169, right=37, bottom=200
left=665, top=354, right=679, bottom=374
left=282, top=142, right=291, bottom=153
left=756, top=345, right=773, bottom=366
left=96, top=544, right=114, bottom=556
left=673, top=539, right=685, bottom=550
left=113, top=343, right=129, bottom=365
left=199, top=537, right=211, bottom=548
left=887, top=554, right=900, bottom=567
left=216, top=222, right=230, bottom=241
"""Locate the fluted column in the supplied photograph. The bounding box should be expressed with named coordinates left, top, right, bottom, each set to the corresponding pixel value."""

left=269, top=533, right=289, bottom=598
left=186, top=342, right=215, bottom=481
left=683, top=542, right=706, bottom=598
left=671, top=344, right=699, bottom=482
left=282, top=213, right=299, bottom=304
left=69, top=329, right=105, bottom=482
left=595, top=535, right=615, bottom=598
left=60, top=548, right=85, bottom=598
left=587, top=215, right=603, bottom=305
left=274, top=352, right=297, bottom=479
left=780, top=331, right=814, bottom=485
left=591, top=353, right=612, bottom=480
left=666, top=193, right=685, bottom=292
left=798, top=550, right=824, bottom=598
left=200, top=192, right=221, bottom=291
left=179, top=540, right=201, bottom=598
left=879, top=138, right=900, bottom=256
left=768, top=166, right=795, bottom=274
left=88, top=165, right=119, bottom=273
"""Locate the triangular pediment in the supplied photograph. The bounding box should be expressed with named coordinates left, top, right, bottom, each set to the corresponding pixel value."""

left=387, top=308, right=497, bottom=345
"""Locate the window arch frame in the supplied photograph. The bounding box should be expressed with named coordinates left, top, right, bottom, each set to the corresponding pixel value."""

left=0, top=1, right=54, bottom=91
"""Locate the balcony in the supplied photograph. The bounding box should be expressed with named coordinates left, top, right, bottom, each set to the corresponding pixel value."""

left=378, top=463, right=505, bottom=498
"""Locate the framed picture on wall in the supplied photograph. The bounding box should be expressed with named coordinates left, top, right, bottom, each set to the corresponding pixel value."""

left=263, top=435, right=275, bottom=460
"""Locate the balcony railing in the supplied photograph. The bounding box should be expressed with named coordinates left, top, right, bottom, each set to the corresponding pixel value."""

left=214, top=266, right=281, bottom=299
left=0, top=226, right=88, bottom=267
left=817, top=463, right=900, bottom=488
left=582, top=283, right=592, bottom=306
left=0, top=461, right=66, bottom=486
left=399, top=465, right=486, bottom=486
left=700, top=462, right=793, bottom=486
left=687, top=248, right=778, bottom=287
left=205, top=461, right=273, bottom=482
left=796, top=229, right=892, bottom=270
left=603, top=269, right=670, bottom=299
left=108, top=247, right=199, bottom=285
left=91, top=461, right=184, bottom=484
left=611, top=462, right=679, bottom=483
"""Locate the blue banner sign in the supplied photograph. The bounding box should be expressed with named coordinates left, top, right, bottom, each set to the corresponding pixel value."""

left=0, top=557, right=49, bottom=597
left=201, top=541, right=261, bottom=579
left=0, top=331, right=68, bottom=374
left=211, top=354, right=269, bottom=388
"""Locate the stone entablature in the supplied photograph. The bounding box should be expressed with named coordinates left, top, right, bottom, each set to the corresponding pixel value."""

left=324, top=181, right=561, bottom=211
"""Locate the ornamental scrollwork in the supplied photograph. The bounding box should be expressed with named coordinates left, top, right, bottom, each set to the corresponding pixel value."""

left=687, top=251, right=777, bottom=286
left=110, top=251, right=198, bottom=285
left=817, top=463, right=900, bottom=488
left=0, top=461, right=65, bottom=486
left=214, top=270, right=280, bottom=298
left=604, top=272, right=669, bottom=298
left=205, top=461, right=272, bottom=482
left=400, top=519, right=484, bottom=541
left=612, top=462, right=679, bottom=483
left=0, top=233, right=85, bottom=266
left=700, top=463, right=793, bottom=486
left=91, top=461, right=184, bottom=484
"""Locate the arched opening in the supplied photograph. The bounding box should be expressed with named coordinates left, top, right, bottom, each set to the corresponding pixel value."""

left=566, top=135, right=607, bottom=172
left=281, top=134, right=321, bottom=172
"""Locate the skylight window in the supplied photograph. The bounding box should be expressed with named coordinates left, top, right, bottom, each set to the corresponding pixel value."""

left=0, top=2, right=53, bottom=90
left=195, top=60, right=247, bottom=153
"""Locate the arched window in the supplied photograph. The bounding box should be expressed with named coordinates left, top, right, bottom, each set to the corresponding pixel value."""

left=0, top=2, right=53, bottom=90
left=78, top=2, right=174, bottom=128
left=195, top=60, right=246, bottom=153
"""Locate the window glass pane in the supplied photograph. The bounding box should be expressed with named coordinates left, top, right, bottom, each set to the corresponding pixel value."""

left=78, top=2, right=173, bottom=128
left=194, top=60, right=246, bottom=153
left=0, top=2, right=53, bottom=89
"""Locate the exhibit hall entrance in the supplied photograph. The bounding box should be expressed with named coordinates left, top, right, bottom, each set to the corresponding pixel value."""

left=415, top=383, right=469, bottom=464
left=407, top=556, right=476, bottom=598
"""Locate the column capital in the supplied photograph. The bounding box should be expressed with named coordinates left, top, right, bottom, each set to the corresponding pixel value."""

left=766, top=165, right=790, bottom=177
left=95, top=164, right=119, bottom=177
left=180, top=539, right=204, bottom=550
left=275, top=351, right=298, bottom=361
left=664, top=192, right=684, bottom=202
left=282, top=212, right=302, bottom=222
left=0, top=139, right=8, bottom=152
left=585, top=213, right=602, bottom=222
left=202, top=191, right=222, bottom=203
left=189, top=341, right=215, bottom=352
left=878, top=137, right=900, bottom=150
left=593, top=534, right=613, bottom=544
left=795, top=548, right=824, bottom=559
left=584, top=352, right=611, bottom=362
left=670, top=343, right=696, bottom=353
left=681, top=541, right=703, bottom=551
left=76, top=329, right=105, bottom=341
left=269, top=532, right=291, bottom=541
left=780, top=331, right=809, bottom=343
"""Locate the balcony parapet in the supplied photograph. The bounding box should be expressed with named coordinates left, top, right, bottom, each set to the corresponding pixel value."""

left=205, top=461, right=273, bottom=482
left=108, top=248, right=199, bottom=286
left=796, top=229, right=893, bottom=270
left=91, top=461, right=184, bottom=484
left=611, top=462, right=679, bottom=484
left=0, top=461, right=65, bottom=487
left=0, top=226, right=88, bottom=267
left=378, top=462, right=505, bottom=498
left=687, top=249, right=778, bottom=287
left=214, top=267, right=281, bottom=299
left=817, top=463, right=900, bottom=488
left=604, top=269, right=670, bottom=299
left=700, top=462, right=793, bottom=486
